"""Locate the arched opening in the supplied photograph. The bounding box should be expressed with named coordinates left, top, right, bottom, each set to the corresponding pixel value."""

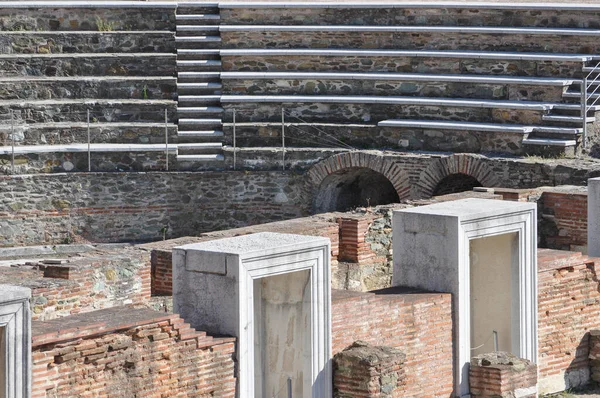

left=314, top=167, right=400, bottom=213
left=432, top=173, right=482, bottom=196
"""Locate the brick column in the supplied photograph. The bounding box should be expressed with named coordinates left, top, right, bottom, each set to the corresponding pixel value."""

left=470, top=352, right=537, bottom=398
left=333, top=341, right=405, bottom=398
left=338, top=216, right=377, bottom=263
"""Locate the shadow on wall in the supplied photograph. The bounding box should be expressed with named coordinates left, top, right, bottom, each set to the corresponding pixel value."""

left=433, top=173, right=483, bottom=196
left=560, top=333, right=594, bottom=393
left=314, top=167, right=400, bottom=213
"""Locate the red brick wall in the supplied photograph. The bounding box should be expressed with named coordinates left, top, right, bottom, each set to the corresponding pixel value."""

left=151, top=250, right=172, bottom=296
left=331, top=288, right=454, bottom=397
left=0, top=251, right=151, bottom=321
left=147, top=215, right=340, bottom=296
left=540, top=191, right=588, bottom=251
left=537, top=249, right=600, bottom=392
left=32, top=307, right=236, bottom=398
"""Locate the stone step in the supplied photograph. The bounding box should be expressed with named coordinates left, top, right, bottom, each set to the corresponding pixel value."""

left=175, top=36, right=221, bottom=43
left=178, top=107, right=224, bottom=115
left=0, top=31, right=175, bottom=54
left=0, top=122, right=178, bottom=146
left=175, top=14, right=221, bottom=24
left=176, top=49, right=221, bottom=60
left=217, top=4, right=600, bottom=29
left=522, top=137, right=577, bottom=146
left=0, top=7, right=175, bottom=31
left=221, top=71, right=576, bottom=86
left=220, top=25, right=600, bottom=36
left=177, top=71, right=220, bottom=82
left=220, top=28, right=600, bottom=52
left=179, top=117, right=224, bottom=127
left=531, top=126, right=582, bottom=135
left=177, top=82, right=222, bottom=91
left=0, top=76, right=176, bottom=100
left=0, top=143, right=178, bottom=155
left=222, top=75, right=568, bottom=101
left=377, top=119, right=533, bottom=133
left=177, top=25, right=220, bottom=34
left=0, top=99, right=177, bottom=124
left=176, top=60, right=222, bottom=69
left=221, top=48, right=596, bottom=63
left=564, top=90, right=600, bottom=99
left=542, top=114, right=595, bottom=123
left=0, top=53, right=176, bottom=77
left=222, top=49, right=594, bottom=77
left=582, top=65, right=600, bottom=73
left=221, top=94, right=557, bottom=111
left=175, top=118, right=222, bottom=127
left=177, top=142, right=223, bottom=155
left=176, top=154, right=224, bottom=162
left=178, top=95, right=221, bottom=105
left=177, top=130, right=223, bottom=138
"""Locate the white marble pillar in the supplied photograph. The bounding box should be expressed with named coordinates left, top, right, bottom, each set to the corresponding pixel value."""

left=0, top=285, right=31, bottom=398
left=589, top=177, right=600, bottom=257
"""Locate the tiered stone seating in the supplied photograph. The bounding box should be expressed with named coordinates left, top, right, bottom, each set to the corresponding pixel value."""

left=175, top=2, right=224, bottom=166
left=0, top=2, right=183, bottom=172
left=217, top=2, right=600, bottom=156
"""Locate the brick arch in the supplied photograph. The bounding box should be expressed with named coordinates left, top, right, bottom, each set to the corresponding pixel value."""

left=417, top=154, right=499, bottom=198
left=307, top=152, right=412, bottom=201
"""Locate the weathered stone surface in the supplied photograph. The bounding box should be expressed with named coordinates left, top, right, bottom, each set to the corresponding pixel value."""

left=0, top=8, right=175, bottom=31
left=224, top=79, right=565, bottom=102
left=333, top=341, right=405, bottom=398
left=470, top=352, right=537, bottom=398
left=0, top=77, right=176, bottom=101
left=0, top=171, right=310, bottom=246
left=222, top=55, right=583, bottom=77
left=222, top=30, right=600, bottom=54
left=221, top=8, right=600, bottom=29
left=0, top=124, right=178, bottom=146
left=0, top=32, right=174, bottom=55
left=0, top=54, right=176, bottom=78
left=225, top=102, right=527, bottom=124
left=0, top=100, right=176, bottom=124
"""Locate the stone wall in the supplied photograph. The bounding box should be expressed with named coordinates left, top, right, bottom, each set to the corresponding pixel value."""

left=0, top=171, right=310, bottom=247
left=221, top=30, right=600, bottom=53
left=331, top=288, right=454, bottom=397
left=221, top=54, right=583, bottom=78
left=31, top=307, right=236, bottom=397
left=220, top=7, right=600, bottom=28
left=223, top=79, right=565, bottom=101
left=0, top=247, right=150, bottom=321
left=0, top=6, right=175, bottom=31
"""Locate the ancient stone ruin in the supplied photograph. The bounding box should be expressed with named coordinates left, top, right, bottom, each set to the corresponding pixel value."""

left=1, top=1, right=600, bottom=397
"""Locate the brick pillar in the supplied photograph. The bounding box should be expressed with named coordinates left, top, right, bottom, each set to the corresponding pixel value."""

left=333, top=341, right=405, bottom=398
left=470, top=352, right=537, bottom=398
left=338, top=216, right=376, bottom=263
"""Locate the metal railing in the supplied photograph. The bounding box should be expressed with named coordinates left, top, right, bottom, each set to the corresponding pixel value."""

left=581, top=60, right=600, bottom=148
left=230, top=107, right=355, bottom=171
left=1, top=107, right=173, bottom=174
